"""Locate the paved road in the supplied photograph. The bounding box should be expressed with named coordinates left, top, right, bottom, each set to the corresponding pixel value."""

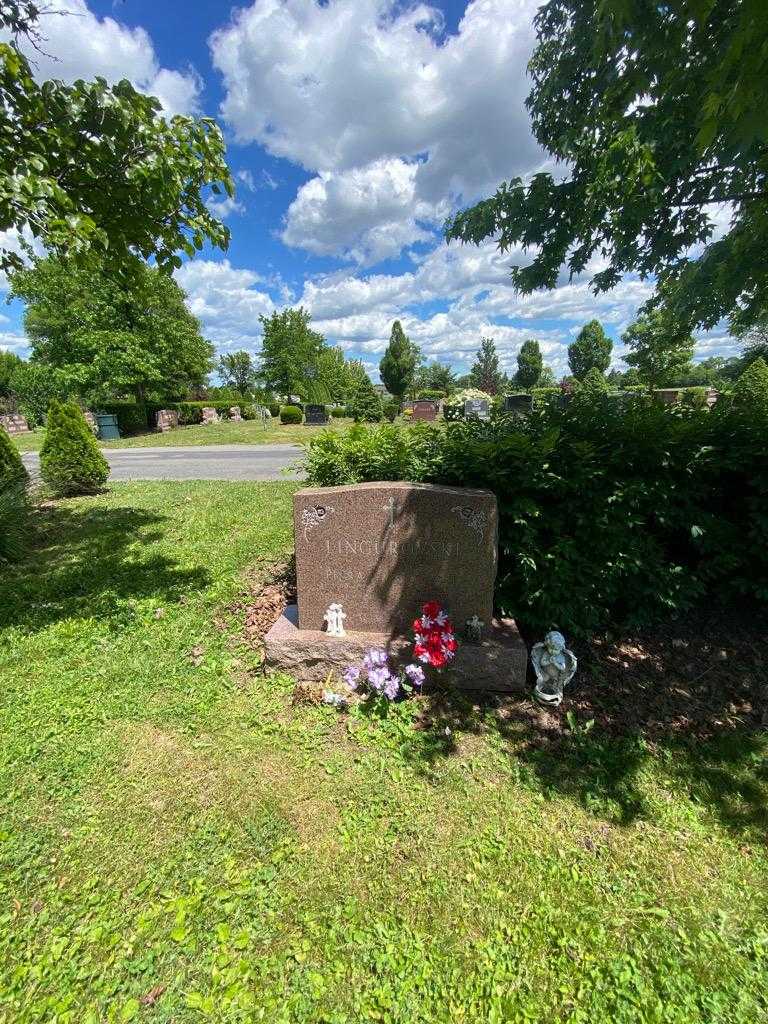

left=22, top=444, right=304, bottom=482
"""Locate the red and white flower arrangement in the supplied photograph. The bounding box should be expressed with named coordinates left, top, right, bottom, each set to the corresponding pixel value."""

left=412, top=600, right=458, bottom=670
left=340, top=600, right=458, bottom=703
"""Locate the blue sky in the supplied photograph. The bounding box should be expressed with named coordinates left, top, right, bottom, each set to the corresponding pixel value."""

left=0, top=0, right=738, bottom=380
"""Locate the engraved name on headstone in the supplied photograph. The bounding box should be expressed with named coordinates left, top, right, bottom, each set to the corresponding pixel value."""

left=464, top=398, right=490, bottom=420
left=294, top=481, right=497, bottom=633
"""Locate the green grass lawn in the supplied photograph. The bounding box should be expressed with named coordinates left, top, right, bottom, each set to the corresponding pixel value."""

left=1, top=482, right=767, bottom=1022
left=12, top=419, right=354, bottom=452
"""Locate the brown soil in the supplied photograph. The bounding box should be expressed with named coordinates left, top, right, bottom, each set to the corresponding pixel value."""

left=227, top=561, right=766, bottom=741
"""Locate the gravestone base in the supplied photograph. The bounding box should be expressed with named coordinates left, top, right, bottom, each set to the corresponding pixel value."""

left=264, top=604, right=527, bottom=693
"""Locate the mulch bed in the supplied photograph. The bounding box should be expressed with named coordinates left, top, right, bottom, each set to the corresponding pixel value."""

left=224, top=561, right=766, bottom=742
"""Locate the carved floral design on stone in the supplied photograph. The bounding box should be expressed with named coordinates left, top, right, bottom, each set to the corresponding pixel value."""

left=301, top=503, right=335, bottom=540
left=451, top=505, right=486, bottom=540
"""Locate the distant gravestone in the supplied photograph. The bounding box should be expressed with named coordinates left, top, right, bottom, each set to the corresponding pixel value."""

left=0, top=413, right=29, bottom=435
left=201, top=407, right=218, bottom=424
left=229, top=406, right=243, bottom=421
left=292, top=481, right=497, bottom=633
left=411, top=400, right=438, bottom=422
left=304, top=404, right=329, bottom=425
left=504, top=394, right=532, bottom=416
left=156, top=409, right=179, bottom=432
left=464, top=398, right=490, bottom=420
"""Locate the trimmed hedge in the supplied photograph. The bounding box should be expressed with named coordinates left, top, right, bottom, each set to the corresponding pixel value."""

left=302, top=383, right=768, bottom=638
left=41, top=400, right=109, bottom=496
left=96, top=402, right=149, bottom=434
left=329, top=406, right=347, bottom=418
left=268, top=402, right=281, bottom=418
left=280, top=405, right=303, bottom=424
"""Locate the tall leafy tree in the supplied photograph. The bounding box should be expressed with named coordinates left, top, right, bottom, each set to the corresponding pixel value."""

left=568, top=320, right=612, bottom=380
left=470, top=337, right=504, bottom=395
left=416, top=361, right=458, bottom=395
left=10, top=256, right=212, bottom=403
left=515, top=339, right=543, bottom=388
left=218, top=351, right=257, bottom=396
left=0, top=3, right=232, bottom=278
left=257, top=307, right=325, bottom=401
left=316, top=346, right=352, bottom=404
left=0, top=350, right=22, bottom=397
left=445, top=1, right=768, bottom=335
left=621, top=309, right=695, bottom=389
left=379, top=320, right=417, bottom=401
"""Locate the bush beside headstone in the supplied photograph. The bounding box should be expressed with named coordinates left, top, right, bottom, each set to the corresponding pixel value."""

left=280, top=405, right=303, bottom=424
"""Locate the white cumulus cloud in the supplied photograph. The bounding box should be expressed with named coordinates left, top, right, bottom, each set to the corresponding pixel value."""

left=7, top=0, right=201, bottom=116
left=211, top=0, right=543, bottom=262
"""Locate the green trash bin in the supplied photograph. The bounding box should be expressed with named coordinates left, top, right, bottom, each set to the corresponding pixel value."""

left=96, top=413, right=120, bottom=440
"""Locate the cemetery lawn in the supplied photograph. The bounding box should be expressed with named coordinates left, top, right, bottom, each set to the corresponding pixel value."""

left=2, top=482, right=767, bottom=1022
left=12, top=419, right=355, bottom=452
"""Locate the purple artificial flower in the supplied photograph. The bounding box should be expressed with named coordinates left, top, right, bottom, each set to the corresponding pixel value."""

left=343, top=665, right=361, bottom=689
left=404, top=664, right=425, bottom=687
left=367, top=665, right=391, bottom=692
left=383, top=674, right=400, bottom=700
left=363, top=648, right=389, bottom=672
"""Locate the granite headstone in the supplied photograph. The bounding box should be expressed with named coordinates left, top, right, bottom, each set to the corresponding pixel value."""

left=504, top=394, right=533, bottom=415
left=411, top=401, right=438, bottom=422
left=464, top=398, right=490, bottom=420
left=305, top=404, right=329, bottom=425
left=0, top=413, right=29, bottom=435
left=201, top=407, right=218, bottom=424
left=293, top=481, right=497, bottom=633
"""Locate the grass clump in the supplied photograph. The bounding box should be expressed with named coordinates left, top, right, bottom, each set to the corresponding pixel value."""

left=40, top=399, right=109, bottom=495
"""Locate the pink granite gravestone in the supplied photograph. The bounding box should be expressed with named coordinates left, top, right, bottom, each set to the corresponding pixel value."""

left=411, top=401, right=438, bottom=422
left=156, top=409, right=180, bottom=432
left=264, top=481, right=526, bottom=691
left=201, top=407, right=218, bottom=424
left=0, top=413, right=29, bottom=435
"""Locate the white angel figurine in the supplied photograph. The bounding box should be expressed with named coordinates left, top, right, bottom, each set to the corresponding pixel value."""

left=531, top=630, right=577, bottom=707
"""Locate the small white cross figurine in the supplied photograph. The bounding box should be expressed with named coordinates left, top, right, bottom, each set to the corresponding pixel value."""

left=465, top=615, right=485, bottom=643
left=324, top=602, right=347, bottom=637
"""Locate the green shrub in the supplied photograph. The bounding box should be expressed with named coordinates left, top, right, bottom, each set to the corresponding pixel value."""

left=280, top=405, right=303, bottom=424
left=40, top=400, right=109, bottom=496
left=241, top=404, right=256, bottom=420
left=96, top=401, right=148, bottom=434
left=0, top=425, right=27, bottom=488
left=302, top=422, right=444, bottom=487
left=530, top=387, right=561, bottom=409
left=383, top=400, right=400, bottom=422
left=349, top=376, right=383, bottom=423
left=0, top=482, right=28, bottom=563
left=329, top=406, right=347, bottom=418
left=301, top=398, right=768, bottom=637
left=9, top=362, right=71, bottom=427
left=269, top=401, right=281, bottom=418
left=417, top=389, right=445, bottom=400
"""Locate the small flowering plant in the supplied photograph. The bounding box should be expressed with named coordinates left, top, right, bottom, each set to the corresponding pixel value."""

left=342, top=601, right=456, bottom=702
left=412, top=600, right=457, bottom=669
left=343, top=649, right=425, bottom=702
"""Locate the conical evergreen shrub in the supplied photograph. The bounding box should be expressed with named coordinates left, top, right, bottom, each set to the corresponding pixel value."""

left=349, top=374, right=382, bottom=423
left=40, top=400, right=109, bottom=496
left=0, top=424, right=28, bottom=488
